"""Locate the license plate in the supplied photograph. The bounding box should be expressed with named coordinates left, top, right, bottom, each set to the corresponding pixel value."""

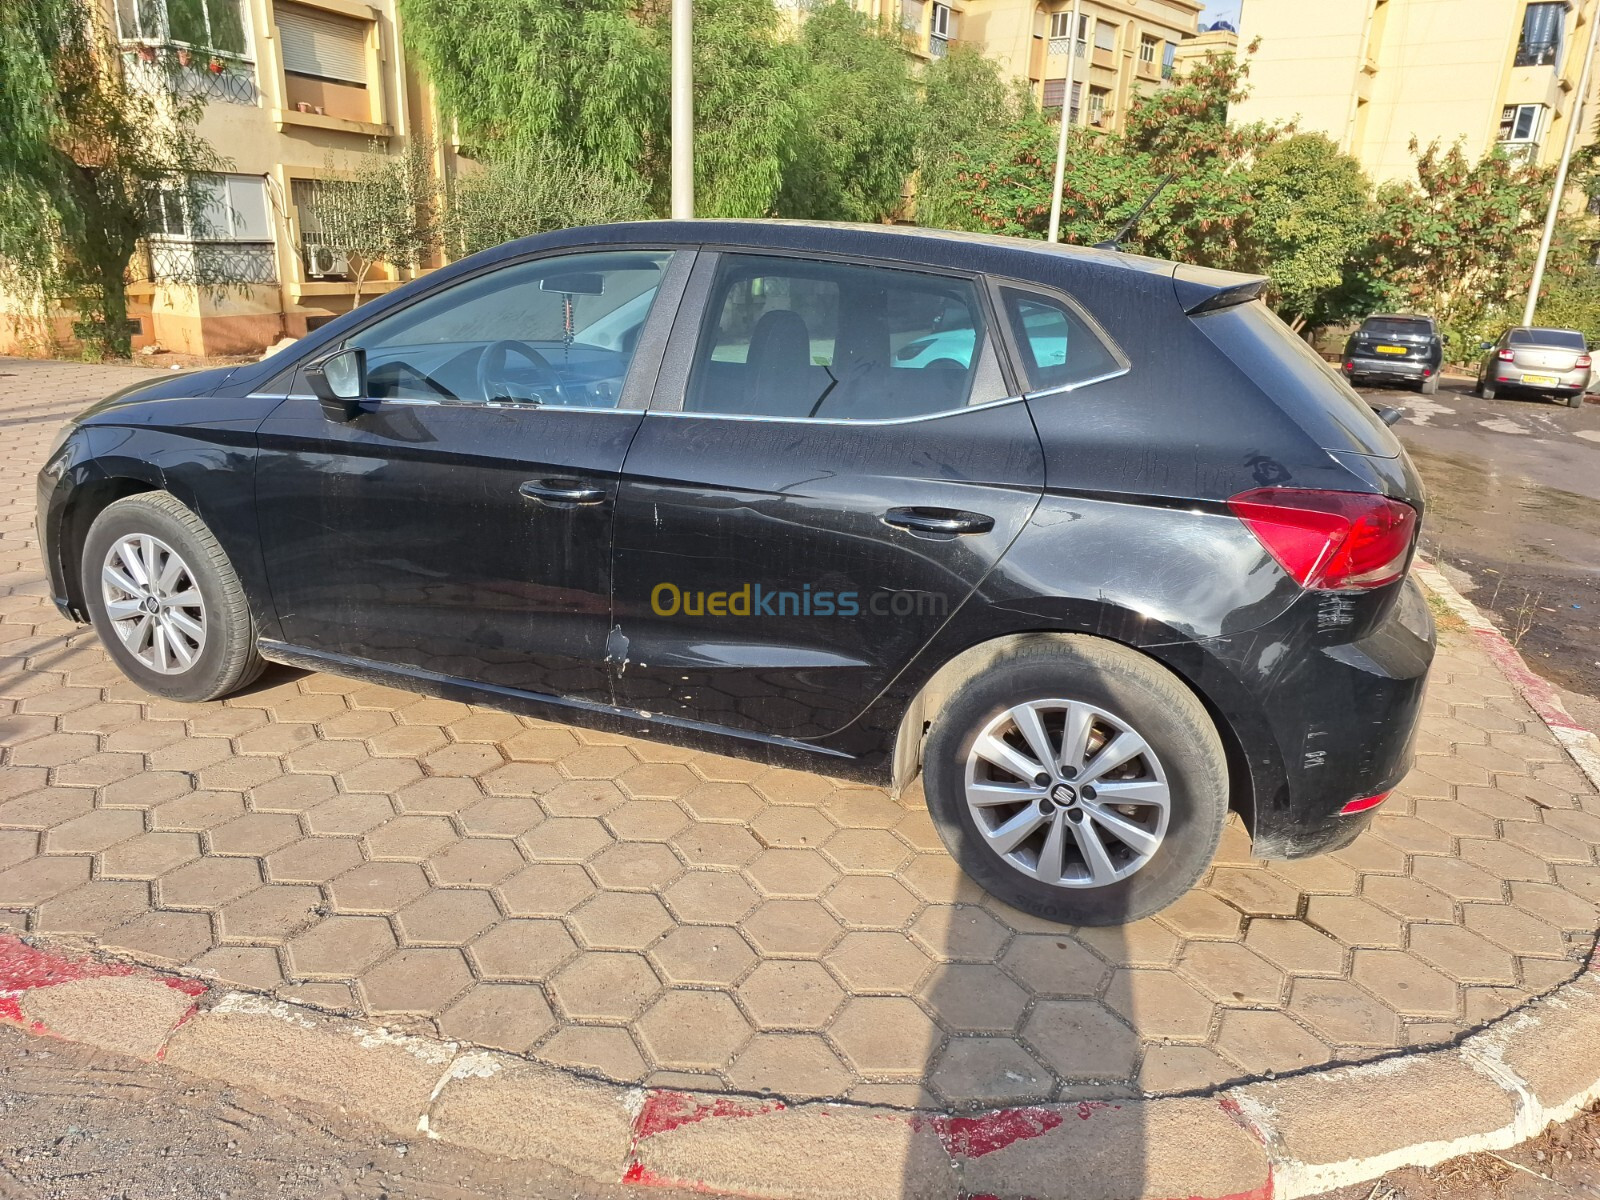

left=1522, top=373, right=1559, bottom=386
left=1375, top=345, right=1407, bottom=355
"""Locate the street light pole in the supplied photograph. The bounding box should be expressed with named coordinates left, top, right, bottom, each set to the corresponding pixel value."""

left=1524, top=1, right=1600, bottom=325
left=1046, top=0, right=1083, bottom=243
left=670, top=0, right=694, bottom=220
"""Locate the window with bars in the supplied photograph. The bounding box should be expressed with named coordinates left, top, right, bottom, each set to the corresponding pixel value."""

left=115, top=0, right=249, bottom=56
left=1515, top=1, right=1566, bottom=67
left=1042, top=78, right=1083, bottom=122
left=1088, top=86, right=1109, bottom=125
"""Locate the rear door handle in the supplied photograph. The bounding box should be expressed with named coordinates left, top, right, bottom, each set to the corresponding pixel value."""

left=883, top=507, right=995, bottom=535
left=519, top=479, right=607, bottom=506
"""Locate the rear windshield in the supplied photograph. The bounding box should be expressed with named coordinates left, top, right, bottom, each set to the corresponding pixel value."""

left=1359, top=318, right=1431, bottom=338
left=1510, top=328, right=1587, bottom=350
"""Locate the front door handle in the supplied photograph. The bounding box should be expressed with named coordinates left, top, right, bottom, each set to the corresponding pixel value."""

left=519, top=479, right=607, bottom=506
left=883, top=507, right=995, bottom=535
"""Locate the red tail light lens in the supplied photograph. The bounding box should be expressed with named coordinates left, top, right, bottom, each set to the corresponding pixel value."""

left=1228, top=488, right=1418, bottom=591
left=1498, top=349, right=1516, bottom=362
left=1343, top=360, right=1354, bottom=371
left=1578, top=355, right=1592, bottom=368
left=1339, top=791, right=1390, bottom=815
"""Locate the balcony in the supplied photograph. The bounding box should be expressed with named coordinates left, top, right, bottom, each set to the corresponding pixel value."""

left=141, top=240, right=278, bottom=286
left=929, top=33, right=949, bottom=57
left=122, top=42, right=258, bottom=104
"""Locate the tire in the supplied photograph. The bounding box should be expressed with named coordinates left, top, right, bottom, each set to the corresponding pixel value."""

left=1420, top=375, right=1439, bottom=395
left=922, top=636, right=1229, bottom=926
left=1567, top=392, right=1584, bottom=409
left=1480, top=380, right=1497, bottom=401
left=82, top=491, right=264, bottom=703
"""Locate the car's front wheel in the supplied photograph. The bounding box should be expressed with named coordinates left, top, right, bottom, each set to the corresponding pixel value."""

left=82, top=491, right=264, bottom=703
left=922, top=637, right=1229, bottom=926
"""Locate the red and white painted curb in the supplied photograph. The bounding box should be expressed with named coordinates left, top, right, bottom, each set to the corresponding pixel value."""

left=1414, top=557, right=1600, bottom=791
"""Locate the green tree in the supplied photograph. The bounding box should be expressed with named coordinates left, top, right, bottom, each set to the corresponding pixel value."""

left=0, top=0, right=221, bottom=358
left=1242, top=134, right=1372, bottom=331
left=776, top=2, right=921, bottom=223
left=444, top=139, right=651, bottom=258
left=914, top=46, right=1038, bottom=231
left=691, top=0, right=798, bottom=216
left=305, top=139, right=438, bottom=305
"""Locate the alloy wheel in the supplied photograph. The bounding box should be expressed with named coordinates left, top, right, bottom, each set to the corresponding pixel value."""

left=963, top=698, right=1170, bottom=888
left=100, top=533, right=207, bottom=674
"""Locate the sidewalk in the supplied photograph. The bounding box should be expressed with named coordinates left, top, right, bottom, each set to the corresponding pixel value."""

left=3, top=358, right=1599, bottom=1197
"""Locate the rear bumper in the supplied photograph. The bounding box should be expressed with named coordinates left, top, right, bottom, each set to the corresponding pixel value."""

left=1344, top=357, right=1430, bottom=382
left=1492, top=364, right=1591, bottom=392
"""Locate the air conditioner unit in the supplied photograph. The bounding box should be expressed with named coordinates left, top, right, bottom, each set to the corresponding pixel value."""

left=303, top=242, right=349, bottom=280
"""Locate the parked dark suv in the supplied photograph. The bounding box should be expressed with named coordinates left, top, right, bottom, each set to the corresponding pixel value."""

left=1341, top=313, right=1444, bottom=393
left=36, top=221, right=1434, bottom=925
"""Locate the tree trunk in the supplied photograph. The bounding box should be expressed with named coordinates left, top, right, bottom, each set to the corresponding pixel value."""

left=97, top=271, right=132, bottom=360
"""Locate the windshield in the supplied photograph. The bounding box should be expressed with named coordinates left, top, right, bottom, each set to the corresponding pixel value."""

left=1359, top=318, right=1431, bottom=339
left=1510, top=328, right=1586, bottom=350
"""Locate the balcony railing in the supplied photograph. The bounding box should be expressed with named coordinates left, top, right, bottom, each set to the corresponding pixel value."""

left=122, top=42, right=258, bottom=105
left=1047, top=36, right=1086, bottom=57
left=929, top=33, right=948, bottom=57
left=142, top=240, right=277, bottom=285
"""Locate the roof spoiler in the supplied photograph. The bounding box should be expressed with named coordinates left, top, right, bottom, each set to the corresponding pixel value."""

left=1172, top=264, right=1270, bottom=315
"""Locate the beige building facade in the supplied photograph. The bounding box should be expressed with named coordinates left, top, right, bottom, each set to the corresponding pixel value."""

left=2, top=0, right=458, bottom=358
left=1233, top=0, right=1600, bottom=183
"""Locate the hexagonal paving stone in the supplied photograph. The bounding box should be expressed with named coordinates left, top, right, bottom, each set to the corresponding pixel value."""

left=1410, top=856, right=1508, bottom=903
left=217, top=885, right=321, bottom=942
left=360, top=948, right=474, bottom=1014
left=1361, top=875, right=1457, bottom=924
left=1072, top=919, right=1180, bottom=969
left=663, top=871, right=759, bottom=924
left=159, top=856, right=264, bottom=909
left=1305, top=895, right=1405, bottom=949
left=395, top=889, right=501, bottom=945
left=824, top=876, right=921, bottom=928
left=303, top=794, right=396, bottom=836
left=604, top=800, right=691, bottom=842
left=1350, top=948, right=1458, bottom=1018
left=189, top=945, right=286, bottom=991
left=909, top=905, right=1009, bottom=962
left=1103, top=969, right=1215, bottom=1041
left=1243, top=919, right=1346, bottom=976
left=539, top=780, right=626, bottom=819
left=726, top=1033, right=852, bottom=1099
left=750, top=806, right=836, bottom=850
left=457, top=798, right=544, bottom=839
left=475, top=763, right=563, bottom=801
left=393, top=777, right=488, bottom=816
left=43, top=809, right=145, bottom=855
left=570, top=892, right=674, bottom=950
left=829, top=997, right=942, bottom=1076
left=520, top=817, right=614, bottom=863
left=650, top=925, right=757, bottom=986
left=616, top=762, right=699, bottom=801
left=636, top=990, right=752, bottom=1071
left=677, top=782, right=763, bottom=824
left=1213, top=1009, right=1330, bottom=1075
left=671, top=822, right=761, bottom=867
left=1020, top=1000, right=1138, bottom=1081
left=825, top=932, right=933, bottom=994
left=919, top=964, right=1029, bottom=1033
left=1462, top=903, right=1566, bottom=958
left=1138, top=1045, right=1241, bottom=1095
left=930, top=1036, right=1053, bottom=1107
left=548, top=951, right=662, bottom=1022
left=113, top=909, right=216, bottom=965
left=1209, top=866, right=1302, bottom=917
left=559, top=745, right=639, bottom=781
left=590, top=841, right=684, bottom=892
left=744, top=849, right=841, bottom=899
left=540, top=1025, right=648, bottom=1082
left=328, top=862, right=430, bottom=914
left=264, top=838, right=364, bottom=885
left=364, top=816, right=459, bottom=862
left=428, top=839, right=526, bottom=888
left=1408, top=922, right=1519, bottom=984
left=1288, top=978, right=1401, bottom=1046
left=469, top=919, right=577, bottom=979
left=1155, top=889, right=1245, bottom=940
left=739, top=960, right=847, bottom=1030
left=34, top=879, right=150, bottom=937
left=1370, top=814, right=1455, bottom=857
left=150, top=790, right=250, bottom=832
left=1508, top=881, right=1598, bottom=932
left=821, top=828, right=912, bottom=873
left=824, top=790, right=905, bottom=830
left=497, top=863, right=597, bottom=916
left=423, top=742, right=505, bottom=779
left=438, top=982, right=556, bottom=1053
left=97, top=831, right=202, bottom=880
left=1000, top=935, right=1108, bottom=997
left=740, top=900, right=843, bottom=957
left=285, top=916, right=398, bottom=977
left=1177, top=941, right=1287, bottom=1006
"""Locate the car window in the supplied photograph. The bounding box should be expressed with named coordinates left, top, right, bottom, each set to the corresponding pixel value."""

left=1359, top=318, right=1432, bottom=339
left=347, top=250, right=672, bottom=407
left=998, top=287, right=1122, bottom=392
left=1512, top=327, right=1587, bottom=349
left=682, top=255, right=1005, bottom=420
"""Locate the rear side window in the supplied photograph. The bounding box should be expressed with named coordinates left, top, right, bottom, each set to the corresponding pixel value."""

left=998, top=287, right=1122, bottom=392
left=683, top=255, right=1007, bottom=421
left=1511, top=328, right=1586, bottom=349
left=1359, top=318, right=1432, bottom=339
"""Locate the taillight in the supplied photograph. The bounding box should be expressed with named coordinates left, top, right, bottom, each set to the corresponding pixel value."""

left=1343, top=360, right=1354, bottom=371
left=1498, top=349, right=1516, bottom=362
left=1578, top=355, right=1592, bottom=368
left=1339, top=791, right=1390, bottom=815
left=1422, top=368, right=1432, bottom=377
left=1228, top=488, right=1418, bottom=591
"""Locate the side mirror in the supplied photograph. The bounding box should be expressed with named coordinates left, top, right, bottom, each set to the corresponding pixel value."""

left=306, top=348, right=366, bottom=422
left=1480, top=341, right=1495, bottom=351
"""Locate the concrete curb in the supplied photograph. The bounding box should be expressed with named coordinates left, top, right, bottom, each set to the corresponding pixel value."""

left=1413, top=558, right=1600, bottom=792
left=2, top=570, right=1597, bottom=1198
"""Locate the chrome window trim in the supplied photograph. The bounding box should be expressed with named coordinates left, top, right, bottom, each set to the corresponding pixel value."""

left=1023, top=364, right=1132, bottom=400
left=643, top=390, right=1030, bottom=427
left=246, top=391, right=644, bottom=414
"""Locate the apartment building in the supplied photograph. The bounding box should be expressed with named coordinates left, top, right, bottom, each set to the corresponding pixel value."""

left=2, top=0, right=457, bottom=357
left=1232, top=0, right=1600, bottom=184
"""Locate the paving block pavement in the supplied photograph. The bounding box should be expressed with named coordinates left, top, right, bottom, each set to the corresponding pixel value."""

left=2, top=357, right=1599, bottom=1116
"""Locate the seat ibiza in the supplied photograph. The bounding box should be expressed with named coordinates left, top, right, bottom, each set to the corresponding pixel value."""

left=37, top=221, right=1434, bottom=925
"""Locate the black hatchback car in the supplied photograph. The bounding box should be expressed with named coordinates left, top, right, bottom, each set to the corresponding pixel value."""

left=1341, top=313, right=1444, bottom=393
left=37, top=221, right=1434, bottom=925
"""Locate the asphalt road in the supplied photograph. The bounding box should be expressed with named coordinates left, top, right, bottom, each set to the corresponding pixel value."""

left=1359, top=377, right=1600, bottom=729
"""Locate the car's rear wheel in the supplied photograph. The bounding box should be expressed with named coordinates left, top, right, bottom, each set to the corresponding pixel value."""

left=1420, top=376, right=1439, bottom=395
left=82, top=491, right=264, bottom=703
left=1480, top=379, right=1497, bottom=400
left=1566, top=392, right=1584, bottom=409
left=922, top=637, right=1229, bottom=926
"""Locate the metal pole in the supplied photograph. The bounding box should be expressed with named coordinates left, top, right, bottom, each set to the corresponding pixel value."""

left=670, top=0, right=694, bottom=220
left=1046, top=0, right=1083, bottom=243
left=1524, top=1, right=1600, bottom=324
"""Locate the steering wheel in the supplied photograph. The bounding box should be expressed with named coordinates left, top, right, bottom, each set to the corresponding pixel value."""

left=476, top=339, right=555, bottom=402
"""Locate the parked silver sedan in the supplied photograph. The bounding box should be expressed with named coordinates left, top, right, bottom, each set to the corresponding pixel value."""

left=1476, top=327, right=1592, bottom=407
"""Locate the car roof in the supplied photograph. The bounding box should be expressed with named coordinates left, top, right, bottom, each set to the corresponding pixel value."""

left=1363, top=313, right=1434, bottom=323
left=1508, top=326, right=1584, bottom=336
